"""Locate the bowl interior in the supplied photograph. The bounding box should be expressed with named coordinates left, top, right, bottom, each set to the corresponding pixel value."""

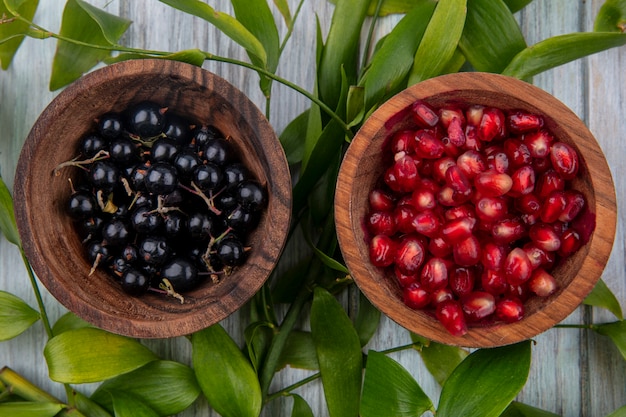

left=335, top=72, right=616, bottom=347
left=14, top=60, right=291, bottom=338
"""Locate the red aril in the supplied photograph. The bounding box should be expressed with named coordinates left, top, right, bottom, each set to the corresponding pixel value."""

left=394, top=205, right=418, bottom=234
left=389, top=154, right=420, bottom=192
left=477, top=107, right=506, bottom=142
left=486, top=150, right=510, bottom=173
left=433, top=156, right=457, bottom=182
left=509, top=165, right=536, bottom=197
left=367, top=211, right=396, bottom=236
left=414, top=129, right=445, bottom=159
left=528, top=268, right=558, bottom=297
left=474, top=170, right=513, bottom=197
left=420, top=257, right=450, bottom=291
left=403, top=282, right=431, bottom=309
left=507, top=110, right=544, bottom=134
left=449, top=266, right=476, bottom=297
left=481, top=269, right=508, bottom=295
left=436, top=300, right=467, bottom=336
left=540, top=190, right=568, bottom=223
left=492, top=217, right=527, bottom=245
left=559, top=228, right=582, bottom=257
left=411, top=100, right=439, bottom=127
left=411, top=210, right=441, bottom=238
left=515, top=193, right=541, bottom=215
left=481, top=242, right=507, bottom=271
left=453, top=235, right=481, bottom=267
left=503, top=138, right=532, bottom=167
left=536, top=169, right=565, bottom=199
left=428, top=234, right=453, bottom=258
left=522, top=129, right=553, bottom=158
left=529, top=223, right=561, bottom=252
left=390, top=130, right=414, bottom=155
left=394, top=236, right=426, bottom=274
left=369, top=189, right=395, bottom=212
left=550, top=142, right=579, bottom=180
left=504, top=247, right=533, bottom=286
left=559, top=190, right=585, bottom=222
left=431, top=287, right=455, bottom=305
left=462, top=291, right=496, bottom=321
left=441, top=217, right=476, bottom=244
left=411, top=188, right=437, bottom=211
left=369, top=234, right=396, bottom=267
left=456, top=150, right=486, bottom=178
left=394, top=268, right=417, bottom=288
left=476, top=196, right=509, bottom=222
left=495, top=297, right=525, bottom=323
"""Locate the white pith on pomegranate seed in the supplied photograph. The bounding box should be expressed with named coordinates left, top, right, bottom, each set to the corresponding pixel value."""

left=365, top=101, right=590, bottom=336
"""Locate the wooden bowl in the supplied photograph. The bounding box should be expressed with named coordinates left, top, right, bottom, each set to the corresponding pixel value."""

left=335, top=72, right=616, bottom=347
left=14, top=59, right=291, bottom=338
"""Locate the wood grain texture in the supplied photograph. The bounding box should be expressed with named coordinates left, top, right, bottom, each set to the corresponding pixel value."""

left=0, top=0, right=625, bottom=416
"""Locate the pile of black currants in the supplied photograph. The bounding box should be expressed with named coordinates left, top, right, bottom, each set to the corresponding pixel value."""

left=60, top=101, right=267, bottom=301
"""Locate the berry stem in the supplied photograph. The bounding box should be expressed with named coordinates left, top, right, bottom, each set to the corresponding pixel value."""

left=53, top=150, right=110, bottom=176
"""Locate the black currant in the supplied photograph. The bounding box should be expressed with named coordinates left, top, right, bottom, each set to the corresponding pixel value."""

left=187, top=211, right=218, bottom=241
left=80, top=134, right=108, bottom=158
left=144, top=162, right=178, bottom=195
left=109, top=136, right=137, bottom=166
left=86, top=240, right=111, bottom=264
left=127, top=101, right=164, bottom=137
left=89, top=160, right=120, bottom=192
left=173, top=149, right=200, bottom=179
left=130, top=206, right=163, bottom=234
left=163, top=113, right=192, bottom=145
left=192, top=163, right=223, bottom=191
left=163, top=211, right=187, bottom=239
left=150, top=138, right=179, bottom=162
left=192, top=125, right=223, bottom=150
left=101, top=219, right=131, bottom=246
left=129, top=163, right=150, bottom=193
left=97, top=112, right=123, bottom=140
left=216, top=236, right=246, bottom=266
left=235, top=180, right=267, bottom=211
left=68, top=191, right=97, bottom=219
left=120, top=267, right=150, bottom=296
left=223, top=163, right=249, bottom=189
left=226, top=206, right=259, bottom=234
left=203, top=138, right=234, bottom=166
left=160, top=257, right=199, bottom=292
left=138, top=235, right=172, bottom=265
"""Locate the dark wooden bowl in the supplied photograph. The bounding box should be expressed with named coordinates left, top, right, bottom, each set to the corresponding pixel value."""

left=14, top=59, right=291, bottom=338
left=335, top=72, right=616, bottom=347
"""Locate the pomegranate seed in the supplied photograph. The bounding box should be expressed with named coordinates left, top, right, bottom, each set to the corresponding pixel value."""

left=449, top=266, right=476, bottom=297
left=507, top=283, right=531, bottom=302
left=478, top=107, right=506, bottom=142
left=433, top=156, right=457, bottom=182
left=474, top=170, right=513, bottom=197
left=492, top=217, right=527, bottom=245
left=515, top=193, right=541, bottom=215
left=495, top=297, right=525, bottom=323
left=445, top=165, right=472, bottom=193
left=559, top=190, right=585, bottom=222
left=462, top=291, right=496, bottom=321
left=442, top=137, right=462, bottom=158
left=439, top=106, right=466, bottom=127
left=411, top=210, right=441, bottom=238
left=532, top=157, right=552, bottom=174
left=436, top=300, right=468, bottom=336
left=389, top=154, right=420, bottom=192
left=411, top=188, right=437, bottom=211
left=522, top=243, right=551, bottom=270
left=481, top=269, right=508, bottom=296
left=482, top=242, right=507, bottom=271
left=420, top=257, right=450, bottom=291
left=369, top=235, right=396, bottom=267
left=456, top=150, right=486, bottom=179
left=529, top=223, right=561, bottom=252
left=390, top=130, right=415, bottom=154
left=444, top=204, right=477, bottom=222
left=536, top=169, right=565, bottom=199
left=431, top=287, right=455, bottom=305
left=486, top=150, right=510, bottom=174
left=453, top=235, right=482, bottom=267
left=559, top=228, right=582, bottom=257
left=366, top=211, right=396, bottom=236
left=466, top=105, right=484, bottom=127
left=507, top=110, right=544, bottom=134
left=446, top=116, right=466, bottom=147
left=540, top=190, right=567, bottom=223
left=411, top=100, right=439, bottom=127
left=428, top=234, right=453, bottom=258
left=509, top=165, right=536, bottom=197
left=463, top=125, right=482, bottom=151
left=437, top=186, right=471, bottom=207
left=504, top=248, right=533, bottom=286
left=394, top=236, right=426, bottom=274
left=369, top=189, right=395, bottom=212
left=476, top=196, right=509, bottom=222
left=414, top=129, right=445, bottom=159
left=441, top=217, right=477, bottom=244
left=522, top=129, right=553, bottom=158
left=503, top=138, right=532, bottom=167
left=417, top=177, right=440, bottom=194
left=403, top=282, right=431, bottom=309
left=528, top=268, right=558, bottom=297
left=394, top=205, right=418, bottom=234
left=550, top=142, right=579, bottom=180
left=395, top=268, right=418, bottom=288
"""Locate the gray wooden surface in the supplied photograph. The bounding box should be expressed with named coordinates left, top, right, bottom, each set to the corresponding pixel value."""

left=1, top=1, right=625, bottom=416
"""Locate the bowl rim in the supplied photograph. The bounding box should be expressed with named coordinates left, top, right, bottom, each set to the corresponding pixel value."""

left=13, top=59, right=292, bottom=338
left=335, top=72, right=617, bottom=347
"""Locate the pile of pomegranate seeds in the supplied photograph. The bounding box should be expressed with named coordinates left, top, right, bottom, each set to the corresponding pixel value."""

left=366, top=100, right=591, bottom=336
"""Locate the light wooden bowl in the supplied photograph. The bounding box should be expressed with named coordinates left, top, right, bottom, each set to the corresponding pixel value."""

left=14, top=59, right=291, bottom=338
left=335, top=72, right=616, bottom=347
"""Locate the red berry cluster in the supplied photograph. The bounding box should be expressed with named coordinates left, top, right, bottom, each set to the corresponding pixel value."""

left=366, top=100, right=592, bottom=336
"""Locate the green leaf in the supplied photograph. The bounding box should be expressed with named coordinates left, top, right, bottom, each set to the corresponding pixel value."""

left=360, top=350, right=433, bottom=417
left=360, top=1, right=437, bottom=110
left=51, top=312, right=92, bottom=335
left=594, top=0, right=626, bottom=32
left=49, top=0, right=131, bottom=90
left=0, top=402, right=65, bottom=417
left=328, top=0, right=436, bottom=17
left=0, top=0, right=39, bottom=69
left=111, top=391, right=159, bottom=417
left=419, top=341, right=468, bottom=386
left=43, top=327, right=158, bottom=383
left=244, top=321, right=273, bottom=373
left=91, top=361, right=200, bottom=416
left=192, top=324, right=262, bottom=417
left=279, top=109, right=308, bottom=165
left=437, top=341, right=532, bottom=417
left=0, top=174, right=20, bottom=246
left=584, top=279, right=623, bottom=320
left=231, top=0, right=280, bottom=94
left=311, top=245, right=349, bottom=274
left=354, top=292, right=381, bottom=347
left=0, top=290, right=40, bottom=341
left=500, top=401, right=561, bottom=417
left=158, top=0, right=266, bottom=66
left=501, top=32, right=626, bottom=80
left=502, top=0, right=533, bottom=13
left=310, top=287, right=363, bottom=417
left=104, top=49, right=206, bottom=67
left=291, top=394, right=315, bottom=417
left=607, top=405, right=626, bottom=417
left=272, top=0, right=292, bottom=26
left=458, top=0, right=526, bottom=73
left=595, top=320, right=626, bottom=361
left=318, top=0, right=370, bottom=109
left=408, top=0, right=467, bottom=85
left=71, top=391, right=113, bottom=417
left=277, top=330, right=319, bottom=371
